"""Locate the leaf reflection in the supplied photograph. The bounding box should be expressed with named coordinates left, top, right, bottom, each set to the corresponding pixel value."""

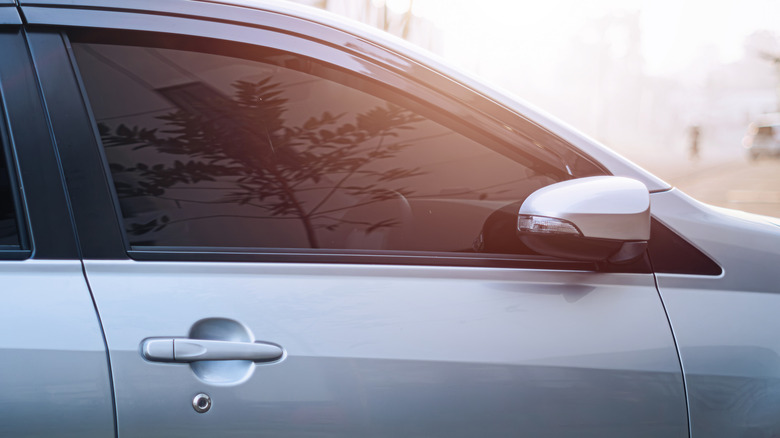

left=100, top=78, right=426, bottom=248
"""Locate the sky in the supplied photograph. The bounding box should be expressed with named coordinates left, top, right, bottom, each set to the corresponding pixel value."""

left=378, top=0, right=780, bottom=76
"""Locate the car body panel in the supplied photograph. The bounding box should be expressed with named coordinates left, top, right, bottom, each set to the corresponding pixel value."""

left=84, top=259, right=687, bottom=437
left=651, top=188, right=780, bottom=437
left=0, top=261, right=115, bottom=437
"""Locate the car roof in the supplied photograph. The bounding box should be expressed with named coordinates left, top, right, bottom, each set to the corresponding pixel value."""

left=18, top=0, right=670, bottom=191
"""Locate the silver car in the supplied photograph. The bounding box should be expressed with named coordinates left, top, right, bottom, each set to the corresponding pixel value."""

left=744, top=114, right=780, bottom=160
left=1, top=1, right=779, bottom=437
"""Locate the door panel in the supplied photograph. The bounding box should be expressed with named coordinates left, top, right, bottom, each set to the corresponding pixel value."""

left=85, top=260, right=686, bottom=437
left=0, top=261, right=115, bottom=438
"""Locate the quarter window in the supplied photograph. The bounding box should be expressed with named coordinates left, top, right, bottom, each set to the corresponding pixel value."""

left=72, top=37, right=573, bottom=254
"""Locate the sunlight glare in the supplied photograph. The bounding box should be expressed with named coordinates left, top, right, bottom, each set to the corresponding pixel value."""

left=386, top=0, right=412, bottom=15
left=401, top=0, right=780, bottom=76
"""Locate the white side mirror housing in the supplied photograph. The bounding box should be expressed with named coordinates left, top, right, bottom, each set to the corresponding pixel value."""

left=517, top=176, right=650, bottom=262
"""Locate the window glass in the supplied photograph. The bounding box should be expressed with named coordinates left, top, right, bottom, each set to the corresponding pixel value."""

left=0, top=138, right=20, bottom=248
left=73, top=40, right=568, bottom=254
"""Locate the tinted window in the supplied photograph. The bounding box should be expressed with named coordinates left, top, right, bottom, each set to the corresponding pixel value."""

left=73, top=39, right=572, bottom=254
left=0, top=137, right=20, bottom=248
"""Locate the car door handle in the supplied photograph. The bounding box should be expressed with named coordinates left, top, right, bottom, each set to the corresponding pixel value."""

left=142, top=338, right=284, bottom=363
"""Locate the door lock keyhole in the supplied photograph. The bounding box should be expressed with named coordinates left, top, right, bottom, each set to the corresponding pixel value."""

left=192, top=393, right=212, bottom=413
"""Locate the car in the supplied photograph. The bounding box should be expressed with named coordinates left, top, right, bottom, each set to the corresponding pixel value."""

left=1, top=1, right=779, bottom=437
left=743, top=113, right=780, bottom=160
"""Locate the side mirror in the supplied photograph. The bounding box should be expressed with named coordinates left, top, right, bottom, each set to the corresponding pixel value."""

left=517, top=176, right=650, bottom=263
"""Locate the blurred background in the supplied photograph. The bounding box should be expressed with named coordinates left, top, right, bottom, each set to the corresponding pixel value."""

left=288, top=0, right=780, bottom=218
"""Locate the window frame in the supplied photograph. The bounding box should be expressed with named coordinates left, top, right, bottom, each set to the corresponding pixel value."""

left=66, top=29, right=619, bottom=271
left=29, top=11, right=654, bottom=272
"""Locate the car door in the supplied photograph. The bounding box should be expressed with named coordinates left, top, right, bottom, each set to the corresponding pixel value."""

left=25, top=2, right=688, bottom=436
left=0, top=16, right=114, bottom=437
left=648, top=189, right=780, bottom=438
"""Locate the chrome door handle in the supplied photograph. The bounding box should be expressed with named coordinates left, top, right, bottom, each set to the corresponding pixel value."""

left=142, top=338, right=284, bottom=363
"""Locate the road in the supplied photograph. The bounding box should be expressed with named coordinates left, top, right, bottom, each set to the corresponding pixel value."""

left=645, top=157, right=780, bottom=219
